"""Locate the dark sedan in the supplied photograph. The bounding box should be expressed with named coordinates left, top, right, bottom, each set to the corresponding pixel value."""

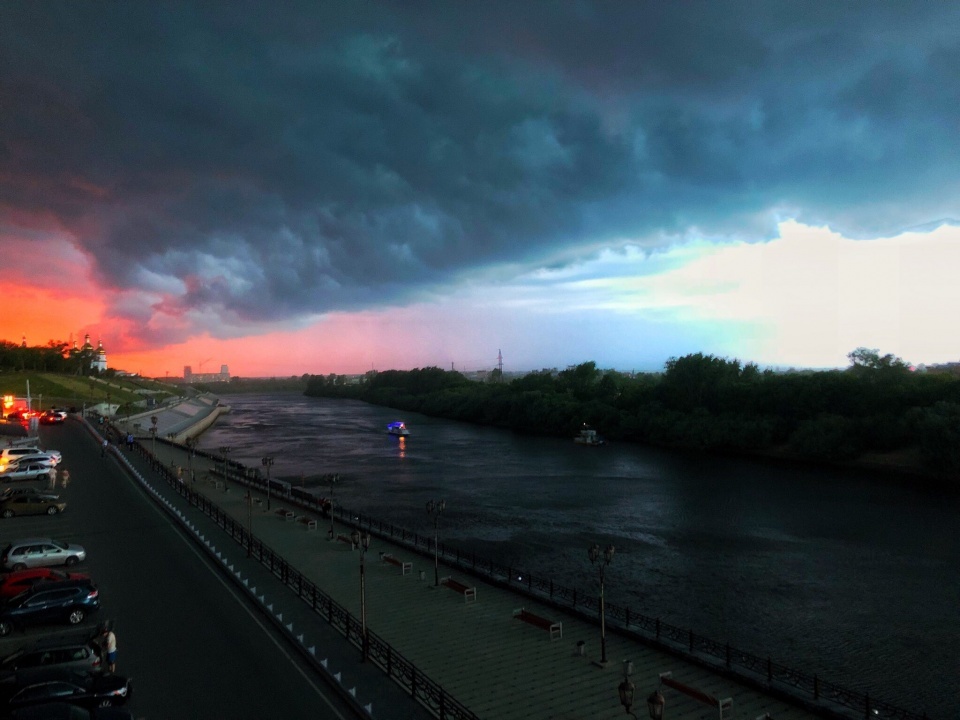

left=11, top=702, right=134, bottom=719
left=0, top=669, right=131, bottom=712
left=0, top=496, right=66, bottom=519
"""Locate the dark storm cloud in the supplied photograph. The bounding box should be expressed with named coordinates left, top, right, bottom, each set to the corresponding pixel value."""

left=1, top=1, right=958, bottom=342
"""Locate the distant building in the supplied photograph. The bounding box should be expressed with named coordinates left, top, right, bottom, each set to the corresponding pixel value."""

left=183, top=364, right=230, bottom=384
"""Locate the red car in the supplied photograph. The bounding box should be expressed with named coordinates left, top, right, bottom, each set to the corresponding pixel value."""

left=0, top=568, right=90, bottom=599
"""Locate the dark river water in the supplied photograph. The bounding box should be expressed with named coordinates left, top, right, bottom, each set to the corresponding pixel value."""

left=195, top=392, right=958, bottom=717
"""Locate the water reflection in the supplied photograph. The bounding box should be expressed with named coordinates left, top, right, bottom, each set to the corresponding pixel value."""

left=198, top=392, right=957, bottom=716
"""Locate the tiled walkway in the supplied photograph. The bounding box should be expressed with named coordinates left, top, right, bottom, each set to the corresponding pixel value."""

left=120, top=414, right=834, bottom=720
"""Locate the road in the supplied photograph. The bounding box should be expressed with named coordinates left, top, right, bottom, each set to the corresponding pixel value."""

left=0, top=421, right=364, bottom=719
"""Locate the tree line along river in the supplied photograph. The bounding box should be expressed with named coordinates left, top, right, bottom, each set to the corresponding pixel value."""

left=194, top=392, right=957, bottom=718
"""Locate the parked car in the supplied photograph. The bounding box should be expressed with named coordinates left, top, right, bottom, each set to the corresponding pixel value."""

left=1, top=540, right=86, bottom=571
left=0, top=465, right=55, bottom=483
left=0, top=669, right=129, bottom=712
left=0, top=582, right=99, bottom=638
left=0, top=495, right=66, bottom=519
left=0, top=569, right=89, bottom=600
left=0, top=449, right=62, bottom=465
left=0, top=580, right=100, bottom=636
left=11, top=701, right=134, bottom=720
left=0, top=488, right=53, bottom=501
left=0, top=634, right=102, bottom=673
left=0, top=456, right=58, bottom=470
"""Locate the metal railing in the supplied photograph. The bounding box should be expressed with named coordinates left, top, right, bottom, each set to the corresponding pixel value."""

left=132, top=440, right=477, bottom=720
left=162, top=437, right=929, bottom=720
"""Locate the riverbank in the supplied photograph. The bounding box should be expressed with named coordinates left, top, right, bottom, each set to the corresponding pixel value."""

left=117, top=392, right=230, bottom=443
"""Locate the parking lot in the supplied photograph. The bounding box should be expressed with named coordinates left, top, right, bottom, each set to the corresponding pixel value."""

left=0, top=420, right=382, bottom=719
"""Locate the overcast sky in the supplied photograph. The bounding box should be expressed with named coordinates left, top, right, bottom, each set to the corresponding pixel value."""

left=2, top=2, right=958, bottom=377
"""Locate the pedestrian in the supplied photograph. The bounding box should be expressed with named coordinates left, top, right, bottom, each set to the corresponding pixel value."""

left=126, top=433, right=133, bottom=450
left=101, top=439, right=108, bottom=457
left=101, top=625, right=117, bottom=673
left=60, top=469, right=70, bottom=489
left=47, top=467, right=56, bottom=490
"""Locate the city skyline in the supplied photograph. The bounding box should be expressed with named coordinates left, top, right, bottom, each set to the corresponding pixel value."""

left=3, top=4, right=959, bottom=378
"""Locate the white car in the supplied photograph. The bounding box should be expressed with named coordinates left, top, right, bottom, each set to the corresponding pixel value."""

left=0, top=454, right=57, bottom=469
left=0, top=447, right=61, bottom=465
left=0, top=464, right=53, bottom=482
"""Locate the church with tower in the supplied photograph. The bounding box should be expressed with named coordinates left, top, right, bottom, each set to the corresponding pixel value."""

left=75, top=333, right=108, bottom=372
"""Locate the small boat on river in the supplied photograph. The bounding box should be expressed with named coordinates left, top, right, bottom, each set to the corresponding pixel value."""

left=574, top=424, right=605, bottom=446
left=387, top=421, right=410, bottom=436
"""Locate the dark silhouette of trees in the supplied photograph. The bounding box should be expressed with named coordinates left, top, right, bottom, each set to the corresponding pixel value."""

left=305, top=354, right=960, bottom=483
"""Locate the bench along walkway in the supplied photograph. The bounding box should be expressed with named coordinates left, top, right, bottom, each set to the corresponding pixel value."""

left=440, top=576, right=477, bottom=603
left=380, top=552, right=412, bottom=575
left=139, top=437, right=855, bottom=720
left=513, top=607, right=562, bottom=640
left=659, top=671, right=734, bottom=720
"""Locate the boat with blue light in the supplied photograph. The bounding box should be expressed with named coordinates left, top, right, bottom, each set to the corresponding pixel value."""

left=387, top=421, right=410, bottom=436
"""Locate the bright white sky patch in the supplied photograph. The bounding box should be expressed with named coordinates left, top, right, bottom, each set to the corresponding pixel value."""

left=491, top=221, right=960, bottom=369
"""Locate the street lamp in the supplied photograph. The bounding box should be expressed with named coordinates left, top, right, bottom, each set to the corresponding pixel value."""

left=261, top=456, right=274, bottom=510
left=150, top=416, right=158, bottom=457
left=588, top=542, right=615, bottom=666
left=245, top=490, right=254, bottom=557
left=327, top=474, right=337, bottom=539
left=218, top=446, right=232, bottom=491
left=425, top=500, right=445, bottom=587
left=185, top=437, right=197, bottom=482
left=350, top=529, right=372, bottom=661
left=618, top=677, right=637, bottom=718
left=646, top=689, right=665, bottom=720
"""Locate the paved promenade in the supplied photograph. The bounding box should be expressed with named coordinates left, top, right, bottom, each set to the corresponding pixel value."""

left=108, top=412, right=841, bottom=720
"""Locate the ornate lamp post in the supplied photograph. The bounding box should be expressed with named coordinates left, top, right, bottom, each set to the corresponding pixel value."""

left=149, top=416, right=158, bottom=457
left=646, top=689, right=665, bottom=719
left=350, top=529, right=372, bottom=661
left=588, top=542, right=615, bottom=666
left=425, top=500, right=445, bottom=587
left=245, top=490, right=254, bottom=558
left=618, top=677, right=637, bottom=718
left=261, top=456, right=274, bottom=510
left=186, top=437, right=197, bottom=482
left=618, top=660, right=664, bottom=719
left=327, top=474, right=337, bottom=539
left=218, top=446, right=232, bottom=491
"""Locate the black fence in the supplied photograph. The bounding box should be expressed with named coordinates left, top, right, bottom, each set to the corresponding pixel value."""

left=114, top=434, right=479, bottom=720
left=161, top=437, right=927, bottom=720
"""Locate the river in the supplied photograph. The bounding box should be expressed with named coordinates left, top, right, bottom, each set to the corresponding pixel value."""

left=195, top=392, right=957, bottom=717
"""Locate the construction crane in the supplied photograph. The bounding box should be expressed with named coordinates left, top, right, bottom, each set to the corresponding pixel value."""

left=198, top=357, right=213, bottom=373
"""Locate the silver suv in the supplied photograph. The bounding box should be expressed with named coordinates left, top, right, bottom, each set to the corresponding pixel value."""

left=0, top=634, right=102, bottom=673
left=1, top=539, right=86, bottom=571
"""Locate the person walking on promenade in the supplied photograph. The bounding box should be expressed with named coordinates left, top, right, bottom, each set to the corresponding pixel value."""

left=100, top=624, right=117, bottom=673
left=101, top=439, right=108, bottom=457
left=126, top=433, right=133, bottom=451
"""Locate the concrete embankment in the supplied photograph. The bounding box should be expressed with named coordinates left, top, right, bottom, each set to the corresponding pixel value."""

left=118, top=392, right=228, bottom=443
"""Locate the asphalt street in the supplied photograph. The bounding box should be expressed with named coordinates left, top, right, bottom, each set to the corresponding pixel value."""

left=0, top=420, right=424, bottom=719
